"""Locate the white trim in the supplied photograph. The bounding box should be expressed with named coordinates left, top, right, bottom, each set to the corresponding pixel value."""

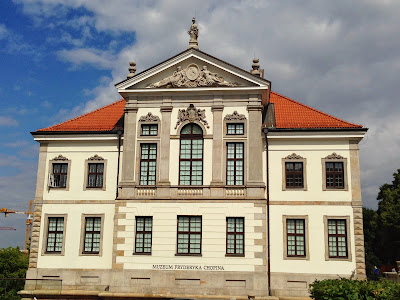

left=33, top=135, right=121, bottom=142
left=118, top=86, right=268, bottom=94
left=267, top=132, right=366, bottom=139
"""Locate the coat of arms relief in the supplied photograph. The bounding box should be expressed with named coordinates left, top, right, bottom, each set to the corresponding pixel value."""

left=147, top=63, right=240, bottom=88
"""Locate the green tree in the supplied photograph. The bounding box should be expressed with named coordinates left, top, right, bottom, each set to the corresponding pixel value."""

left=363, top=207, right=381, bottom=278
left=0, top=247, right=29, bottom=300
left=377, top=169, right=400, bottom=264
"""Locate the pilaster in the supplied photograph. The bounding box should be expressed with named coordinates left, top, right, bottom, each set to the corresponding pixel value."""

left=158, top=100, right=173, bottom=186
left=210, top=100, right=224, bottom=186
left=350, top=140, right=366, bottom=277
left=120, top=98, right=138, bottom=184
left=247, top=95, right=265, bottom=187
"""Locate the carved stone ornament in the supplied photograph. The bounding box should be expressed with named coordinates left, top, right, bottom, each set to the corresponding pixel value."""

left=52, top=154, right=68, bottom=161
left=175, top=104, right=209, bottom=129
left=325, top=152, right=344, bottom=159
left=88, top=154, right=104, bottom=161
left=139, top=112, right=160, bottom=122
left=285, top=153, right=304, bottom=160
left=146, top=63, right=240, bottom=89
left=224, top=111, right=246, bottom=121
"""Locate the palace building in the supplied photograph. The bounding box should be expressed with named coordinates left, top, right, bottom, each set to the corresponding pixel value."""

left=21, top=19, right=367, bottom=299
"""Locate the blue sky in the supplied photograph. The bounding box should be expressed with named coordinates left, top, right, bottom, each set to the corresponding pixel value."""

left=1, top=0, right=400, bottom=248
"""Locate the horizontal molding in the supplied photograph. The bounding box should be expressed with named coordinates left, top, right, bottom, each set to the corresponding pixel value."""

left=269, top=201, right=351, bottom=206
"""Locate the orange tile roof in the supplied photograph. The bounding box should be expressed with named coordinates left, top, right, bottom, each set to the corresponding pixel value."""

left=35, top=92, right=362, bottom=133
left=37, top=99, right=125, bottom=132
left=269, top=91, right=362, bottom=129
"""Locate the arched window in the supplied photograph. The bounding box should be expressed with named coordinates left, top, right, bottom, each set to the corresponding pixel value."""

left=179, top=123, right=203, bottom=185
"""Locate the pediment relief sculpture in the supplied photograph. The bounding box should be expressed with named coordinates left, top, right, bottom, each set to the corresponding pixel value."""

left=325, top=152, right=345, bottom=159
left=224, top=111, right=246, bottom=121
left=146, top=63, right=240, bottom=88
left=175, top=104, right=210, bottom=129
left=285, top=153, right=304, bottom=160
left=52, top=154, right=68, bottom=161
left=88, top=154, right=104, bottom=161
left=139, top=112, right=160, bottom=122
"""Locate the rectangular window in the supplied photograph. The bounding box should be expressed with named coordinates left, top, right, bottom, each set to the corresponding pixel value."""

left=227, top=123, right=244, bottom=135
left=286, top=219, right=306, bottom=257
left=285, top=162, right=304, bottom=188
left=83, top=217, right=101, bottom=254
left=52, top=163, right=68, bottom=188
left=177, top=216, right=202, bottom=255
left=46, top=217, right=64, bottom=253
left=87, top=163, right=104, bottom=188
left=141, top=124, right=158, bottom=136
left=135, top=217, right=153, bottom=254
left=328, top=219, right=348, bottom=258
left=140, top=144, right=157, bottom=185
left=179, top=139, right=203, bottom=185
left=226, top=217, right=244, bottom=256
left=227, top=143, right=244, bottom=185
left=326, top=162, right=344, bottom=189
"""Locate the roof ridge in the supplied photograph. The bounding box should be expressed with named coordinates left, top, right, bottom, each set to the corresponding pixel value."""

left=270, top=91, right=362, bottom=127
left=37, top=99, right=125, bottom=131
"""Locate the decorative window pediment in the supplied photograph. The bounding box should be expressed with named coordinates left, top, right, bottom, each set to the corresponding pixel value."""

left=146, top=63, right=240, bottom=89
left=224, top=111, right=246, bottom=121
left=175, top=104, right=209, bottom=129
left=285, top=153, right=304, bottom=160
left=52, top=154, right=68, bottom=161
left=325, top=153, right=344, bottom=159
left=139, top=112, right=160, bottom=122
left=88, top=154, right=104, bottom=161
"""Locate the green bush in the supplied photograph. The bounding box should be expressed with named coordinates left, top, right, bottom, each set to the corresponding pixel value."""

left=309, top=278, right=400, bottom=300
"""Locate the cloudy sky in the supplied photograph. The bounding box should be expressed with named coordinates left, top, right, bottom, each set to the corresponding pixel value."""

left=0, top=0, right=399, bottom=248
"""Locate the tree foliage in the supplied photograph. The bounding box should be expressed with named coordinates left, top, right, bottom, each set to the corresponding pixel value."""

left=0, top=247, right=29, bottom=300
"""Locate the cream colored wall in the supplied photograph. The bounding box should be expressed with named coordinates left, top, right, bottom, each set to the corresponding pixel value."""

left=43, top=140, right=119, bottom=201
left=270, top=204, right=356, bottom=275
left=116, top=202, right=263, bottom=272
left=268, top=138, right=352, bottom=202
left=37, top=203, right=114, bottom=269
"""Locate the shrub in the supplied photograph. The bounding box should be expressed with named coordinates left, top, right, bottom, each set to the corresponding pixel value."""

left=309, top=278, right=400, bottom=300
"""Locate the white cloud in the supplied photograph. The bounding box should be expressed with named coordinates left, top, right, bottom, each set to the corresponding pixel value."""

left=0, top=116, right=19, bottom=126
left=13, top=0, right=400, bottom=210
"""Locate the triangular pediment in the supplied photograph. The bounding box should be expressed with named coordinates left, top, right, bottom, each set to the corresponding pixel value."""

left=115, top=49, right=270, bottom=92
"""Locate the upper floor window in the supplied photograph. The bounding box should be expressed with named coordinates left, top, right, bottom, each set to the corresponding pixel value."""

left=285, top=162, right=304, bottom=188
left=326, top=162, right=344, bottom=189
left=141, top=124, right=158, bottom=136
left=227, top=123, right=244, bottom=135
left=179, top=123, right=203, bottom=185
left=327, top=219, right=348, bottom=258
left=52, top=163, right=68, bottom=188
left=227, top=143, right=244, bottom=185
left=87, top=163, right=104, bottom=188
left=140, top=144, right=157, bottom=185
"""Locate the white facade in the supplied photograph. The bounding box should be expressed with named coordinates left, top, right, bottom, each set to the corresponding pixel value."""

left=22, top=48, right=367, bottom=300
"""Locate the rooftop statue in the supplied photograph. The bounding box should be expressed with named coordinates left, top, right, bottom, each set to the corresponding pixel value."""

left=188, top=17, right=199, bottom=49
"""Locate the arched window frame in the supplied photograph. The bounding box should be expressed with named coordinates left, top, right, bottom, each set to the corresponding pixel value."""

left=179, top=123, right=204, bottom=186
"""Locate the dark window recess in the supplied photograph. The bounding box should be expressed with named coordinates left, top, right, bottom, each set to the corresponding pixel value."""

left=286, top=219, right=306, bottom=257
left=87, top=163, right=104, bottom=188
left=227, top=143, right=244, bottom=185
left=46, top=217, right=64, bottom=253
left=285, top=162, right=304, bottom=188
left=328, top=219, right=348, bottom=258
left=179, top=124, right=203, bottom=185
left=326, top=162, right=344, bottom=189
left=52, top=163, right=68, bottom=188
left=177, top=216, right=202, bottom=255
left=140, top=144, right=157, bottom=185
left=83, top=217, right=101, bottom=254
left=141, top=124, right=158, bottom=136
left=227, top=123, right=244, bottom=135
left=226, top=217, right=244, bottom=255
left=135, top=217, right=153, bottom=254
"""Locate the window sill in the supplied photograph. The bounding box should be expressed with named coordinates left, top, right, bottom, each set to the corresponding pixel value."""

left=175, top=253, right=202, bottom=257
left=284, top=256, right=309, bottom=260
left=81, top=252, right=100, bottom=256
left=225, top=254, right=245, bottom=257
left=133, top=252, right=152, bottom=255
